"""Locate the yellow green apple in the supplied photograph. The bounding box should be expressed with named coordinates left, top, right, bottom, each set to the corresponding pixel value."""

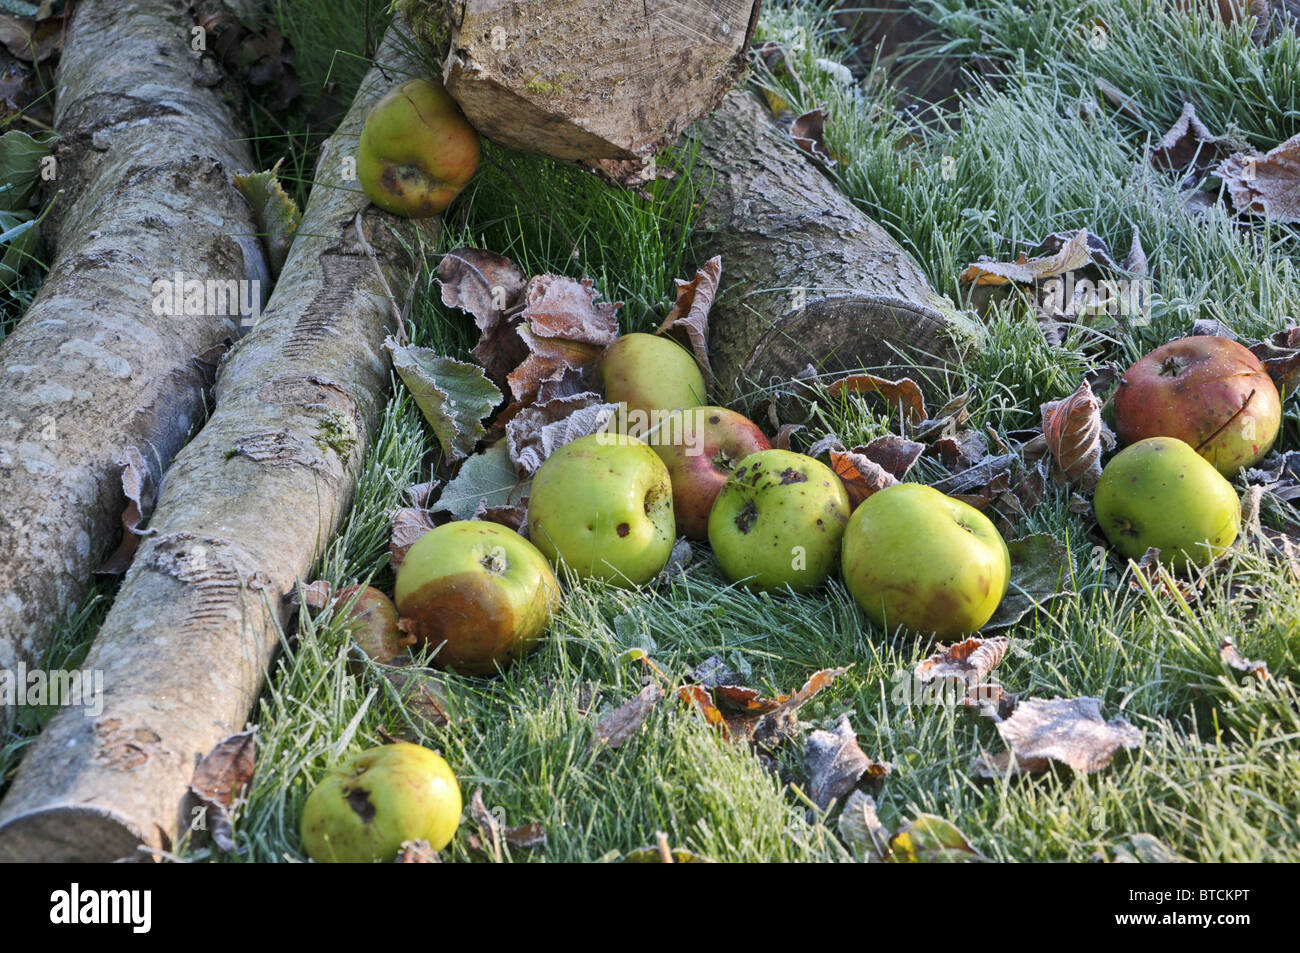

left=300, top=742, right=461, bottom=862
left=394, top=520, right=560, bottom=675
left=841, top=483, right=1010, bottom=639
left=357, top=78, right=480, bottom=218
left=601, top=333, right=707, bottom=420
left=707, top=449, right=850, bottom=592
left=528, top=432, right=675, bottom=586
left=1094, top=436, right=1239, bottom=570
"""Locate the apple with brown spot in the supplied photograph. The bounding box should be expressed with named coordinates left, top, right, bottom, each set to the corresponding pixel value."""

left=393, top=520, right=560, bottom=676
left=357, top=78, right=480, bottom=218
left=651, top=406, right=771, bottom=540
left=1114, top=335, right=1280, bottom=477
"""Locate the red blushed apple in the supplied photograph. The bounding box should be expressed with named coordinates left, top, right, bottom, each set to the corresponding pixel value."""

left=650, top=407, right=771, bottom=540
left=1114, top=335, right=1281, bottom=477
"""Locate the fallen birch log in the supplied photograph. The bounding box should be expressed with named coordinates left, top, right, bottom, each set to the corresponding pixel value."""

left=0, top=20, right=430, bottom=861
left=0, top=0, right=268, bottom=695
left=686, top=90, right=964, bottom=403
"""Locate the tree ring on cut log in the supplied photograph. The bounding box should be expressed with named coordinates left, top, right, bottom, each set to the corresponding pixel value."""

left=736, top=295, right=959, bottom=394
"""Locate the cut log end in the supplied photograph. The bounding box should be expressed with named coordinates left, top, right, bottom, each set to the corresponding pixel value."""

left=0, top=805, right=151, bottom=863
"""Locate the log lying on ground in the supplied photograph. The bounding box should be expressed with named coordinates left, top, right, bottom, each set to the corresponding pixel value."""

left=436, top=0, right=759, bottom=184
left=0, top=0, right=268, bottom=691
left=0, top=21, right=431, bottom=862
left=685, top=90, right=965, bottom=404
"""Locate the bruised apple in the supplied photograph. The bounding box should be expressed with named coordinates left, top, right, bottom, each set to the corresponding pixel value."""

left=652, top=406, right=771, bottom=540
left=1114, top=336, right=1280, bottom=476
left=333, top=585, right=414, bottom=672
left=300, top=742, right=461, bottom=862
left=393, top=521, right=560, bottom=675
left=357, top=78, right=480, bottom=218
left=707, top=449, right=850, bottom=592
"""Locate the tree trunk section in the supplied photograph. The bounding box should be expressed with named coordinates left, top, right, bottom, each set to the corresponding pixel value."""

left=0, top=21, right=430, bottom=862
left=686, top=90, right=962, bottom=405
left=0, top=0, right=268, bottom=691
left=440, top=0, right=759, bottom=185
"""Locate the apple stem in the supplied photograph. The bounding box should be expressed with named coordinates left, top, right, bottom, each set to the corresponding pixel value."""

left=1194, top=388, right=1255, bottom=454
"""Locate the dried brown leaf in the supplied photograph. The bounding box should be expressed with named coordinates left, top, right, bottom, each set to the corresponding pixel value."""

left=438, top=247, right=528, bottom=389
left=189, top=729, right=256, bottom=853
left=504, top=391, right=617, bottom=476
left=1219, top=639, right=1270, bottom=681
left=915, top=636, right=1010, bottom=684
left=960, top=228, right=1094, bottom=286
left=804, top=714, right=891, bottom=810
left=791, top=107, right=836, bottom=166
left=389, top=506, right=437, bottom=571
left=658, top=256, right=720, bottom=386
left=976, top=697, right=1143, bottom=776
left=830, top=449, right=897, bottom=508
left=1151, top=102, right=1237, bottom=177
left=1041, top=379, right=1106, bottom=490
left=97, top=447, right=156, bottom=575
left=1217, top=132, right=1300, bottom=222
left=825, top=373, right=927, bottom=425
left=395, top=840, right=440, bottom=862
left=591, top=682, right=664, bottom=749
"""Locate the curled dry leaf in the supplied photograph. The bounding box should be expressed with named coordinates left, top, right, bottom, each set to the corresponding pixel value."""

left=803, top=714, right=892, bottom=811
left=437, top=247, right=528, bottom=388
left=679, top=666, right=849, bottom=754
left=1248, top=325, right=1300, bottom=394
left=466, top=786, right=547, bottom=857
left=505, top=392, right=617, bottom=477
left=915, top=636, right=1009, bottom=685
left=1040, top=379, right=1108, bottom=490
left=189, top=729, right=256, bottom=853
left=233, top=159, right=301, bottom=277
left=1219, top=639, right=1270, bottom=681
left=507, top=274, right=620, bottom=405
left=825, top=373, right=927, bottom=426
left=830, top=449, right=896, bottom=508
left=387, top=338, right=502, bottom=463
left=389, top=506, right=437, bottom=571
left=471, top=497, right=529, bottom=535
left=974, top=697, right=1143, bottom=777
left=658, top=255, right=720, bottom=385
left=960, top=228, right=1094, bottom=286
left=97, top=446, right=157, bottom=575
left=653, top=537, right=694, bottom=588
left=1216, top=132, right=1300, bottom=222
left=774, top=423, right=803, bottom=450
left=1151, top=102, right=1237, bottom=178
left=838, top=791, right=985, bottom=863
left=791, top=106, right=836, bottom=166
left=591, top=682, right=664, bottom=750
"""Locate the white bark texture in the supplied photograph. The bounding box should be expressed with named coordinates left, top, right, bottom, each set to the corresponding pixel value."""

left=0, top=0, right=268, bottom=685
left=0, top=21, right=430, bottom=861
left=686, top=90, right=962, bottom=402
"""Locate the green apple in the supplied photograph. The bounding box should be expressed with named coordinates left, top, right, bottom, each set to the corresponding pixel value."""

left=357, top=78, right=480, bottom=218
left=394, top=520, right=560, bottom=675
left=841, top=483, right=1010, bottom=639
left=300, top=742, right=461, bottom=862
left=1094, top=436, right=1239, bottom=570
left=601, top=333, right=707, bottom=421
left=707, top=449, right=850, bottom=592
left=528, top=432, right=675, bottom=586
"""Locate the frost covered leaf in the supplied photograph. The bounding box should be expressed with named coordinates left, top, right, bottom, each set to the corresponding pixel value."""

left=986, top=534, right=1075, bottom=630
left=505, top=392, right=617, bottom=476
left=437, top=247, right=528, bottom=389
left=888, top=815, right=987, bottom=863
left=591, top=683, right=664, bottom=750
left=388, top=339, right=502, bottom=463
left=803, top=714, right=891, bottom=810
left=791, top=106, right=836, bottom=166
left=506, top=274, right=620, bottom=405
left=824, top=373, right=927, bottom=425
left=1041, top=379, right=1108, bottom=490
left=97, top=446, right=156, bottom=575
left=975, top=697, right=1143, bottom=776
left=658, top=255, right=720, bottom=386
left=1217, top=132, right=1300, bottom=222
left=915, top=636, right=1009, bottom=685
left=472, top=497, right=529, bottom=535
left=389, top=505, right=437, bottom=570
left=1151, top=102, right=1237, bottom=178
left=911, top=389, right=973, bottom=442
left=395, top=840, right=440, bottom=862
left=432, top=441, right=530, bottom=521
left=1219, top=639, right=1269, bottom=681
left=679, top=666, right=849, bottom=752
left=960, top=228, right=1094, bottom=286
left=189, top=729, right=256, bottom=853
left=830, top=449, right=896, bottom=508
left=838, top=791, right=893, bottom=861
left=233, top=159, right=301, bottom=277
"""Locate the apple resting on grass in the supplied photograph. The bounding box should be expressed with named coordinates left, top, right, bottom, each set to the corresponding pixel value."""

left=394, top=520, right=560, bottom=675
left=528, top=432, right=675, bottom=586
left=653, top=406, right=771, bottom=540
left=601, top=333, right=707, bottom=420
left=357, top=78, right=480, bottom=218
left=708, top=449, right=850, bottom=592
left=332, top=585, right=414, bottom=672
left=1114, top=335, right=1280, bottom=476
left=301, top=742, right=461, bottom=863
left=1094, top=436, right=1240, bottom=570
left=841, top=483, right=1010, bottom=640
